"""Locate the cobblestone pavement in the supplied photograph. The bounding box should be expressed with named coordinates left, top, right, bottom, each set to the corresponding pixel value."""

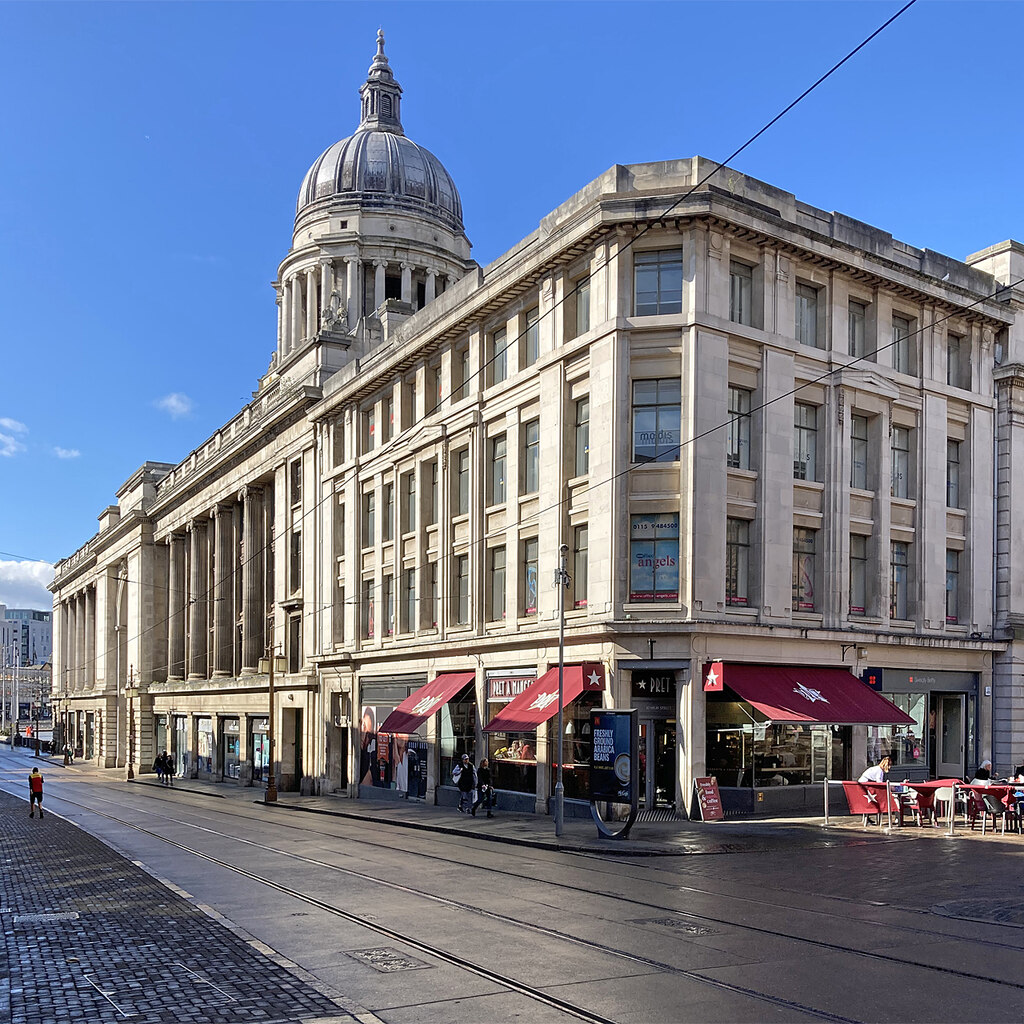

left=0, top=790, right=358, bottom=1024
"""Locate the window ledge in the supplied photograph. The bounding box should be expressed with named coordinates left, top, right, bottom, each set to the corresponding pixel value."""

left=792, top=612, right=824, bottom=624
left=727, top=467, right=758, bottom=480
left=452, top=513, right=470, bottom=525
left=518, top=492, right=539, bottom=504
left=889, top=618, right=916, bottom=630
left=485, top=501, right=507, bottom=514
left=725, top=605, right=759, bottom=616
left=793, top=479, right=826, bottom=492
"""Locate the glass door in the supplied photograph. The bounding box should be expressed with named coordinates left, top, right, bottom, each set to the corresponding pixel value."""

left=936, top=694, right=965, bottom=779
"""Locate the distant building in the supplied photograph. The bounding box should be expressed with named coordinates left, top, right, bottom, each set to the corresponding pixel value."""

left=0, top=605, right=52, bottom=667
left=49, top=33, right=1024, bottom=813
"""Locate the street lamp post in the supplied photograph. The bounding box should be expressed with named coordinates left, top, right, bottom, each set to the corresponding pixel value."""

left=125, top=669, right=138, bottom=780
left=32, top=703, right=39, bottom=758
left=259, top=640, right=285, bottom=804
left=554, top=543, right=570, bottom=838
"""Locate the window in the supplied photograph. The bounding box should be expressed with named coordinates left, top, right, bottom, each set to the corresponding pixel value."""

left=946, top=550, right=960, bottom=624
left=948, top=334, right=970, bottom=390
left=382, top=394, right=394, bottom=443
left=333, top=584, right=345, bottom=645
left=632, top=378, right=681, bottom=463
left=289, top=529, right=301, bottom=592
left=574, top=397, right=590, bottom=477
left=382, top=483, right=394, bottom=541
left=428, top=460, right=438, bottom=526
left=850, top=535, right=867, bottom=616
left=489, top=546, right=506, bottom=620
left=426, top=560, right=438, bottom=628
left=383, top=573, right=394, bottom=636
left=524, top=307, right=540, bottom=367
left=362, top=491, right=375, bottom=547
left=634, top=249, right=683, bottom=315
left=455, top=448, right=470, bottom=514
left=794, top=403, right=817, bottom=481
left=456, top=346, right=472, bottom=401
left=523, top=419, right=540, bottom=494
left=892, top=316, right=912, bottom=374
left=491, top=327, right=508, bottom=385
left=454, top=555, right=469, bottom=625
left=726, top=518, right=749, bottom=607
left=332, top=416, right=345, bottom=466
left=851, top=415, right=868, bottom=489
left=522, top=538, right=539, bottom=615
left=890, top=541, right=909, bottom=620
left=795, top=283, right=819, bottom=348
left=574, top=277, right=591, bottom=337
left=288, top=614, right=301, bottom=674
left=629, top=514, right=680, bottom=602
left=401, top=471, right=416, bottom=533
left=573, top=525, right=588, bottom=609
left=361, top=578, right=374, bottom=639
left=290, top=460, right=302, bottom=506
left=364, top=407, right=376, bottom=451
left=891, top=426, right=910, bottom=499
left=336, top=501, right=345, bottom=558
left=849, top=300, right=867, bottom=358
left=947, top=440, right=961, bottom=509
left=729, top=261, right=753, bottom=326
left=793, top=528, right=817, bottom=612
left=727, top=387, right=751, bottom=470
left=401, top=568, right=416, bottom=633
left=489, top=435, right=507, bottom=505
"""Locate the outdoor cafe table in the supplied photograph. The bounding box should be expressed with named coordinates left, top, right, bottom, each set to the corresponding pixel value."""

left=962, top=783, right=1022, bottom=833
left=903, top=779, right=963, bottom=827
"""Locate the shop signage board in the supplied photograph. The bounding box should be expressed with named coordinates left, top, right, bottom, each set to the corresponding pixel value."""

left=693, top=777, right=724, bottom=821
left=487, top=676, right=536, bottom=702
left=589, top=708, right=638, bottom=838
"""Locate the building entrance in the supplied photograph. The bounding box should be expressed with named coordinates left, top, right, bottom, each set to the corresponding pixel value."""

left=639, top=718, right=676, bottom=808
left=936, top=694, right=965, bottom=779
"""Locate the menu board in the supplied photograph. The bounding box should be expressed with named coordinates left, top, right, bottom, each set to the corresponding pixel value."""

left=693, top=777, right=724, bottom=821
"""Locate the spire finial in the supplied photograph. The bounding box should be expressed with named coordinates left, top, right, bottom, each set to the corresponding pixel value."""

left=358, top=29, right=404, bottom=135
left=376, top=28, right=386, bottom=58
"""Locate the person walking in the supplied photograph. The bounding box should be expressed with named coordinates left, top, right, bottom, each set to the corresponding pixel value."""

left=153, top=755, right=165, bottom=784
left=28, top=767, right=44, bottom=819
left=456, top=753, right=477, bottom=813
left=471, top=758, right=493, bottom=818
left=161, top=752, right=174, bottom=786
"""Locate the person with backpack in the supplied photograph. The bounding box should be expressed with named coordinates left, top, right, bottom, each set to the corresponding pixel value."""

left=28, top=767, right=44, bottom=818
left=153, top=754, right=165, bottom=784
left=455, top=753, right=476, bottom=812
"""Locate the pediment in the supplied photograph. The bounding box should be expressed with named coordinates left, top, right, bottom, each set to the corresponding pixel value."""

left=833, top=366, right=900, bottom=402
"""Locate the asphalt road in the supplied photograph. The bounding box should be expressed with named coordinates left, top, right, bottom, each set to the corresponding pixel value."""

left=2, top=747, right=1022, bottom=1024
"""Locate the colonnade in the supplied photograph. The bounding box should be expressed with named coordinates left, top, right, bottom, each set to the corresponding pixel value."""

left=277, top=255, right=447, bottom=356
left=58, top=584, right=96, bottom=693
left=165, top=484, right=270, bottom=682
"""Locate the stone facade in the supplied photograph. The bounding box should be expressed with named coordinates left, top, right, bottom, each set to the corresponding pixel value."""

left=50, top=37, right=1024, bottom=811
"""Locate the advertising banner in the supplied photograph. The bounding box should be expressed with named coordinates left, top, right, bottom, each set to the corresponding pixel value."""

left=590, top=709, right=636, bottom=804
left=694, top=777, right=725, bottom=821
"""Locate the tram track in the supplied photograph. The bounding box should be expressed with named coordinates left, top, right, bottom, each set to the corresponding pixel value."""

left=11, top=777, right=1024, bottom=1015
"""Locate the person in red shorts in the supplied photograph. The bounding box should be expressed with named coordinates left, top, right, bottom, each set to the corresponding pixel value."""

left=28, top=767, right=44, bottom=819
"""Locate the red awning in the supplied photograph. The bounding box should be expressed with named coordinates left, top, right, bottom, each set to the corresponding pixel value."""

left=706, top=663, right=914, bottom=725
left=484, top=663, right=605, bottom=733
left=379, top=671, right=476, bottom=734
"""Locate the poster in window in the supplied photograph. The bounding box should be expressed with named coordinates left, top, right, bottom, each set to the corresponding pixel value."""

left=525, top=562, right=538, bottom=614
left=629, top=514, right=679, bottom=601
left=359, top=706, right=383, bottom=787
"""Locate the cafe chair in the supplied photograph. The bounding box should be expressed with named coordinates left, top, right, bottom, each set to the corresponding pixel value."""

left=932, top=786, right=956, bottom=826
left=974, top=792, right=1011, bottom=835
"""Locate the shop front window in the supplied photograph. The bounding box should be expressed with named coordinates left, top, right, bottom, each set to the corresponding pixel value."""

left=251, top=718, right=269, bottom=782
left=197, top=718, right=214, bottom=775
left=866, top=693, right=926, bottom=773
left=486, top=672, right=539, bottom=795
left=705, top=698, right=848, bottom=787
left=221, top=718, right=240, bottom=779
left=439, top=685, right=477, bottom=788
left=550, top=693, right=602, bottom=800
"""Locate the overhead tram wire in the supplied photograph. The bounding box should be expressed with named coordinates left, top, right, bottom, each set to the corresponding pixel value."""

left=51, top=0, right=926, bottom=676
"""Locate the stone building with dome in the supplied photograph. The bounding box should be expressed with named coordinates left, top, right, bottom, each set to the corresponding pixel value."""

left=50, top=34, right=1024, bottom=817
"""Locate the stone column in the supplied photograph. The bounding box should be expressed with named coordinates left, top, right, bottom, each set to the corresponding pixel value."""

left=290, top=276, right=303, bottom=348
left=75, top=591, right=85, bottom=691
left=67, top=598, right=77, bottom=693
left=345, top=257, right=361, bottom=328
left=240, top=485, right=265, bottom=673
left=305, top=266, right=318, bottom=339
left=320, top=259, right=333, bottom=321
left=84, top=586, right=95, bottom=689
left=400, top=262, right=412, bottom=304
left=425, top=268, right=437, bottom=304
left=167, top=533, right=186, bottom=681
left=275, top=289, right=284, bottom=355
left=373, top=259, right=387, bottom=312
left=187, top=519, right=209, bottom=680
left=213, top=505, right=234, bottom=677
left=280, top=284, right=291, bottom=354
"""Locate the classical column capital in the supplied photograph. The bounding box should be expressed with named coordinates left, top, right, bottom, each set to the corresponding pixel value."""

left=238, top=484, right=264, bottom=504
left=344, top=255, right=361, bottom=266
left=373, top=258, right=388, bottom=268
left=400, top=261, right=413, bottom=270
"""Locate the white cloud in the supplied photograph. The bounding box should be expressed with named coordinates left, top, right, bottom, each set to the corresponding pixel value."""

left=0, top=560, right=54, bottom=610
left=0, top=417, right=27, bottom=433
left=155, top=393, right=194, bottom=419
left=53, top=447, right=80, bottom=459
left=0, top=432, right=26, bottom=457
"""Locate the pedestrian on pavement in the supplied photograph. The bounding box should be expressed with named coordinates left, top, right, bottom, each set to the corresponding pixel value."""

left=161, top=752, right=174, bottom=786
left=28, top=767, right=44, bottom=819
left=63, top=743, right=73, bottom=766
left=456, top=753, right=477, bottom=813
left=153, top=755, right=165, bottom=784
left=471, top=758, right=493, bottom=818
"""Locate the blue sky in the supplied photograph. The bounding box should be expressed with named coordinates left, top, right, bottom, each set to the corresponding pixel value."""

left=1, top=0, right=1021, bottom=609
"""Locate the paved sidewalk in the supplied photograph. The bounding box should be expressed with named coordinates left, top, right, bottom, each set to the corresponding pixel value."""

left=0, top=785, right=366, bottom=1024
left=23, top=747, right=912, bottom=857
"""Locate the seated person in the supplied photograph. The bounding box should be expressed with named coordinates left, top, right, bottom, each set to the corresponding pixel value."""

left=519, top=742, right=535, bottom=761
left=858, top=756, right=891, bottom=784
left=970, top=759, right=993, bottom=784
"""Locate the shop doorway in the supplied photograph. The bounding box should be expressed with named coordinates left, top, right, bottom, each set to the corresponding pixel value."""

left=639, top=718, right=676, bottom=808
left=936, top=694, right=965, bottom=778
